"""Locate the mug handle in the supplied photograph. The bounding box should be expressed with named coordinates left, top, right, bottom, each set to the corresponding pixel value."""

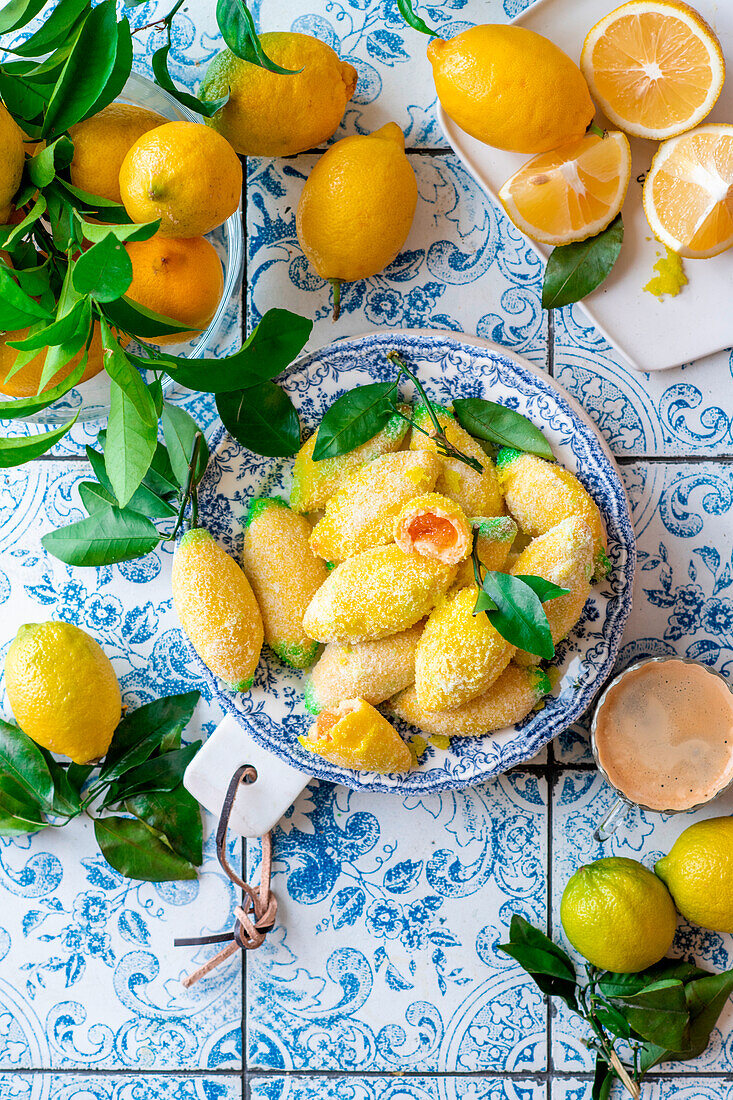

left=594, top=795, right=629, bottom=843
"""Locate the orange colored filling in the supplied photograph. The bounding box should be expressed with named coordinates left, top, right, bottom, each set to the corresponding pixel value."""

left=407, top=514, right=456, bottom=553
left=315, top=711, right=339, bottom=740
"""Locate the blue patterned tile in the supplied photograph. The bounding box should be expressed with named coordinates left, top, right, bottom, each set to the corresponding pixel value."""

left=246, top=773, right=547, bottom=1071
left=0, top=1076, right=241, bottom=1100
left=247, top=154, right=547, bottom=368
left=250, top=1078, right=545, bottom=1100
left=554, top=306, right=733, bottom=458
left=553, top=1079, right=733, bottom=1100
left=556, top=461, right=733, bottom=763
left=0, top=464, right=242, bottom=1070
left=551, top=771, right=733, bottom=1073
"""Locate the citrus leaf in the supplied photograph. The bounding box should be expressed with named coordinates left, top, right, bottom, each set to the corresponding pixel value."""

left=612, top=979, right=689, bottom=1050
left=0, top=266, right=53, bottom=328
left=105, top=377, right=157, bottom=508
left=79, top=218, right=160, bottom=244
left=41, top=0, right=121, bottom=137
left=10, top=0, right=90, bottom=55
left=217, top=379, right=301, bottom=457
left=0, top=192, right=46, bottom=249
left=0, top=0, right=47, bottom=35
left=395, top=0, right=439, bottom=36
left=80, top=15, right=132, bottom=123
left=36, top=748, right=83, bottom=816
left=312, top=382, right=396, bottom=460
left=126, top=785, right=203, bottom=867
left=27, top=135, right=75, bottom=188
left=55, top=178, right=128, bottom=212
left=78, top=480, right=115, bottom=514
left=7, top=297, right=90, bottom=350
left=102, top=742, right=201, bottom=805
left=101, top=692, right=199, bottom=778
left=477, top=571, right=555, bottom=659
left=161, top=403, right=209, bottom=487
left=94, top=815, right=198, bottom=881
left=216, top=0, right=301, bottom=73
left=41, top=505, right=160, bottom=566
left=452, top=397, right=554, bottom=460
left=103, top=293, right=194, bottom=339
left=99, top=320, right=156, bottom=425
left=73, top=234, right=133, bottom=302
left=0, top=414, right=78, bottom=467
left=160, top=308, right=312, bottom=392
left=0, top=719, right=55, bottom=810
left=151, top=41, right=228, bottom=117
left=514, top=575, right=570, bottom=603
left=0, top=775, right=47, bottom=836
left=542, top=214, right=624, bottom=310
left=0, top=358, right=86, bottom=419
left=85, top=444, right=176, bottom=518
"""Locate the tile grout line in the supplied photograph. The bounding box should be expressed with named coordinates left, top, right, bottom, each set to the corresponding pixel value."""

left=242, top=155, right=250, bottom=1100
left=6, top=1067, right=733, bottom=1080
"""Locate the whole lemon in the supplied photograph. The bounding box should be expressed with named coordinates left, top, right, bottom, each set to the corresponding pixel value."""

left=125, top=236, right=224, bottom=346
left=0, top=322, right=108, bottom=398
left=172, top=528, right=263, bottom=692
left=5, top=622, right=122, bottom=764
left=296, top=122, right=417, bottom=311
left=69, top=103, right=167, bottom=204
left=561, top=857, right=677, bottom=973
left=119, top=121, right=242, bottom=237
left=0, top=101, right=24, bottom=221
left=200, top=32, right=358, bottom=156
left=656, top=817, right=733, bottom=933
left=428, top=24, right=595, bottom=154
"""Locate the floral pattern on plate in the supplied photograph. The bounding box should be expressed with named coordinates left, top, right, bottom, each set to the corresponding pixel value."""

left=192, top=329, right=634, bottom=793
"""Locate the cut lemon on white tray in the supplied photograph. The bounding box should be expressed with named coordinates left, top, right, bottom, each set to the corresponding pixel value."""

left=581, top=0, right=725, bottom=140
left=643, top=123, right=733, bottom=257
left=498, top=131, right=632, bottom=245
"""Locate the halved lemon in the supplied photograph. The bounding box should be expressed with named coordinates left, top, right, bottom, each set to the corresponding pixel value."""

left=581, top=1, right=725, bottom=140
left=643, top=123, right=733, bottom=257
left=498, top=131, right=632, bottom=245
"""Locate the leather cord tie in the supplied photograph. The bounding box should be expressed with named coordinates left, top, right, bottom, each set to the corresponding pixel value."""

left=174, top=763, right=277, bottom=988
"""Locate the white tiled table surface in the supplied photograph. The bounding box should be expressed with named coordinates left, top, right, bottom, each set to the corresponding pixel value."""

left=1, top=1, right=733, bottom=1099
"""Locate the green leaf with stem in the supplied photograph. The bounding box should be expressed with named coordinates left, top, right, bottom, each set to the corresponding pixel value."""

left=542, top=214, right=624, bottom=309
left=216, top=0, right=301, bottom=73
left=73, top=234, right=133, bottom=302
left=103, top=293, right=194, bottom=339
left=7, top=297, right=90, bottom=351
left=77, top=217, right=160, bottom=245
left=151, top=40, right=229, bottom=117
left=312, top=382, right=397, bottom=460
left=54, top=178, right=129, bottom=213
left=165, top=431, right=204, bottom=539
left=452, top=397, right=554, bottom=460
left=0, top=775, right=47, bottom=835
left=514, top=575, right=570, bottom=603
left=86, top=443, right=176, bottom=518
left=216, top=379, right=301, bottom=458
left=592, top=1056, right=615, bottom=1100
left=0, top=192, right=46, bottom=250
left=100, top=691, right=199, bottom=780
left=475, top=570, right=556, bottom=659
left=0, top=265, right=53, bottom=328
left=0, top=719, right=56, bottom=811
left=0, top=413, right=78, bottom=467
left=41, top=0, right=122, bottom=136
left=27, top=135, right=75, bottom=188
left=0, top=357, right=86, bottom=419
left=395, top=0, right=439, bottom=36
left=126, top=785, right=203, bottom=867
left=611, top=980, right=690, bottom=1050
left=0, top=0, right=47, bottom=35
left=8, top=0, right=90, bottom=56
left=105, top=374, right=158, bottom=507
left=161, top=403, right=209, bottom=488
left=0, top=69, right=48, bottom=121
left=101, top=742, right=201, bottom=806
left=35, top=748, right=83, bottom=817
left=159, top=308, right=313, bottom=392
left=93, top=815, right=197, bottom=881
left=41, top=505, right=160, bottom=566
left=78, top=14, right=132, bottom=123
left=99, top=320, right=156, bottom=425
left=498, top=916, right=578, bottom=1011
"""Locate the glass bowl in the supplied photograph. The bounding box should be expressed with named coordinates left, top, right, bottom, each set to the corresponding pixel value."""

left=11, top=70, right=243, bottom=425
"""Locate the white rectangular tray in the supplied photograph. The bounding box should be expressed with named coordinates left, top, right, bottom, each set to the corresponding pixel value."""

left=436, top=0, right=733, bottom=372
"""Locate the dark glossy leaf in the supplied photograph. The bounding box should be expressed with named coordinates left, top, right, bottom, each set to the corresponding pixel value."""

left=102, top=742, right=201, bottom=805
left=35, top=748, right=82, bottom=816
left=312, top=382, right=396, bottom=460
left=612, top=979, right=689, bottom=1050
left=395, top=0, right=439, bottom=36
left=592, top=1056, right=614, bottom=1100
left=94, top=815, right=197, bottom=881
left=0, top=69, right=48, bottom=121
left=161, top=403, right=209, bottom=487
left=66, top=763, right=94, bottom=793
left=0, top=415, right=77, bottom=467
left=103, top=293, right=193, bottom=339
left=0, top=0, right=46, bottom=34
left=126, top=785, right=203, bottom=866
left=0, top=266, right=53, bottom=329
left=8, top=298, right=90, bottom=351
left=143, top=442, right=179, bottom=497
left=217, top=380, right=300, bottom=457
left=0, top=192, right=46, bottom=250
left=452, top=398, right=554, bottom=460
left=0, top=719, right=55, bottom=809
left=592, top=999, right=637, bottom=1040
left=636, top=970, right=733, bottom=1075
left=0, top=358, right=86, bottom=419
left=101, top=691, right=199, bottom=779
left=10, top=0, right=90, bottom=55
left=161, top=308, right=313, bottom=392
left=0, top=775, right=47, bottom=835
left=105, top=372, right=158, bottom=508
left=85, top=444, right=176, bottom=518
left=152, top=41, right=228, bottom=117
left=41, top=506, right=160, bottom=566
left=598, top=960, right=710, bottom=1000
left=73, top=235, right=133, bottom=302
left=477, top=571, right=555, bottom=659
left=79, top=219, right=160, bottom=245
left=81, top=16, right=132, bottom=123
left=216, top=0, right=300, bottom=73
left=42, top=0, right=121, bottom=136
left=542, top=215, right=624, bottom=310
left=55, top=178, right=128, bottom=212
left=514, top=575, right=570, bottom=603
left=27, top=135, right=75, bottom=188
left=498, top=916, right=577, bottom=1011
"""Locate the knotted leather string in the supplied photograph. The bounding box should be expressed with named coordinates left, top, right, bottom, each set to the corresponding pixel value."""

left=175, top=763, right=277, bottom=988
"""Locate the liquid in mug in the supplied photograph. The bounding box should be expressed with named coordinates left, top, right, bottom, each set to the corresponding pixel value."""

left=594, top=659, right=733, bottom=811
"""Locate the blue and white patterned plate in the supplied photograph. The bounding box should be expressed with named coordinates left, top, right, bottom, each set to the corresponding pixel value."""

left=194, top=329, right=636, bottom=793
